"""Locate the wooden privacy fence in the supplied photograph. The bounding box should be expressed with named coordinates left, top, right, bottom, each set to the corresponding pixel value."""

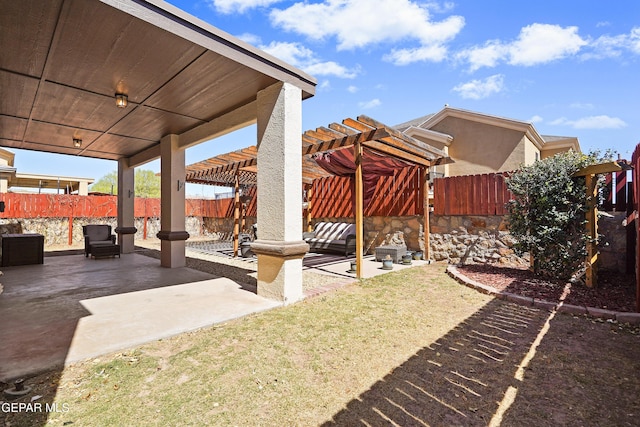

left=2, top=168, right=629, bottom=221
left=602, top=167, right=633, bottom=212
left=0, top=193, right=254, bottom=219
left=309, top=165, right=425, bottom=218
left=432, top=173, right=511, bottom=216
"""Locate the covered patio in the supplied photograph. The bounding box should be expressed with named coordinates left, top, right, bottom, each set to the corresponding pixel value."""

left=1, top=0, right=315, bottom=303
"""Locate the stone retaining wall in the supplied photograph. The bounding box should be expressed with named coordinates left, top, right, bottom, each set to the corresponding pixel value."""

left=2, top=212, right=630, bottom=271
left=598, top=212, right=630, bottom=274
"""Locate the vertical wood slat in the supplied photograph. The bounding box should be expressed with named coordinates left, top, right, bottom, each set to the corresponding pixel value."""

left=602, top=172, right=614, bottom=211
left=615, top=170, right=627, bottom=211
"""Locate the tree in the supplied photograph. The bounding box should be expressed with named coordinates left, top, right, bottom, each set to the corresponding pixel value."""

left=89, top=169, right=161, bottom=198
left=89, top=171, right=118, bottom=195
left=506, top=151, right=609, bottom=280
left=134, top=169, right=161, bottom=198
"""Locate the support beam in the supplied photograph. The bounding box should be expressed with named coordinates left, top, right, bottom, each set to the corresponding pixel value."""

left=354, top=140, right=364, bottom=278
left=585, top=174, right=598, bottom=287
left=116, top=158, right=137, bottom=254
left=233, top=174, right=240, bottom=257
left=306, top=186, right=313, bottom=232
left=422, top=166, right=430, bottom=260
left=157, top=134, right=189, bottom=268
left=254, top=82, right=307, bottom=304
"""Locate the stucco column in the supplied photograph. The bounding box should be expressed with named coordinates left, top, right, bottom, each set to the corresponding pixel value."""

left=115, top=159, right=137, bottom=254
left=252, top=82, right=308, bottom=304
left=157, top=134, right=189, bottom=268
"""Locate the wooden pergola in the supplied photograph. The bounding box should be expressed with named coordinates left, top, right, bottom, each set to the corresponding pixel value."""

left=186, top=115, right=450, bottom=277
left=573, top=160, right=629, bottom=288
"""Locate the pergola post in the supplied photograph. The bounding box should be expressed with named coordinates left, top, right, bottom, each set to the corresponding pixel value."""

left=354, top=140, right=364, bottom=278
left=306, top=186, right=313, bottom=232
left=422, top=166, right=430, bottom=260
left=573, top=161, right=625, bottom=288
left=233, top=174, right=240, bottom=257
left=252, top=82, right=308, bottom=304
left=585, top=174, right=598, bottom=287
left=157, top=134, right=189, bottom=268
left=115, top=158, right=137, bottom=254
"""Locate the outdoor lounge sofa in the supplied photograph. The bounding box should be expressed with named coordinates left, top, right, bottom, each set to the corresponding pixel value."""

left=83, top=224, right=117, bottom=258
left=303, top=221, right=356, bottom=256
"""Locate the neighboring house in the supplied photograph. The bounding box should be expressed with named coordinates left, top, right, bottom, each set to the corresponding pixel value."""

left=395, top=106, right=581, bottom=177
left=0, top=148, right=94, bottom=195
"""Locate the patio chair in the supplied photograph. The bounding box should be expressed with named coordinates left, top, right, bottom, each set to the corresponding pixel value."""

left=83, top=224, right=116, bottom=258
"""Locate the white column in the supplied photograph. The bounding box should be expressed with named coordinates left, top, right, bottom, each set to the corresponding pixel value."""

left=116, top=159, right=137, bottom=254
left=78, top=181, right=89, bottom=196
left=157, top=134, right=189, bottom=268
left=252, top=82, right=308, bottom=304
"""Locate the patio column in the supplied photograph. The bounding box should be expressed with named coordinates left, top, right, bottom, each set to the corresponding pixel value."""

left=157, top=134, right=189, bottom=268
left=116, top=159, right=137, bottom=254
left=252, top=82, right=308, bottom=304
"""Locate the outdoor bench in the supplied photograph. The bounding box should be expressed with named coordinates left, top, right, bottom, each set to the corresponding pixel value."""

left=303, top=221, right=356, bottom=256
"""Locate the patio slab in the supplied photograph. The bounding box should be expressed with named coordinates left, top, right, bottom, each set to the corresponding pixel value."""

left=0, top=253, right=280, bottom=381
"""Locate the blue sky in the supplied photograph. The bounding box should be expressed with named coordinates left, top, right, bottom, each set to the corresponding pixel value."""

left=12, top=0, right=640, bottom=195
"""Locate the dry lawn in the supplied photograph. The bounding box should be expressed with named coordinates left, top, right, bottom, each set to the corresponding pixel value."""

left=3, top=263, right=640, bottom=426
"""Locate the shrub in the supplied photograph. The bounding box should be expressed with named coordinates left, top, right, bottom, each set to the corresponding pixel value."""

left=506, top=151, right=608, bottom=280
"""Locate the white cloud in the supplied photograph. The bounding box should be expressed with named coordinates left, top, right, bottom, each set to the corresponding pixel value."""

left=236, top=32, right=262, bottom=45
left=270, top=0, right=464, bottom=65
left=584, top=27, right=640, bottom=59
left=458, top=24, right=587, bottom=71
left=210, top=0, right=282, bottom=14
left=456, top=40, right=507, bottom=72
left=347, top=85, right=358, bottom=93
left=529, top=115, right=544, bottom=124
left=508, top=24, right=586, bottom=66
left=259, top=41, right=359, bottom=78
left=318, top=80, right=332, bottom=91
left=551, top=115, right=627, bottom=129
left=383, top=44, right=449, bottom=65
left=359, top=98, right=382, bottom=109
left=452, top=74, right=505, bottom=100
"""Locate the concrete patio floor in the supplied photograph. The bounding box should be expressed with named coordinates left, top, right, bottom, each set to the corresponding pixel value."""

left=0, top=252, right=280, bottom=381
left=0, top=244, right=427, bottom=382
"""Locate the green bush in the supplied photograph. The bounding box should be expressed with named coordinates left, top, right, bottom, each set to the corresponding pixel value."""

left=506, top=151, right=607, bottom=280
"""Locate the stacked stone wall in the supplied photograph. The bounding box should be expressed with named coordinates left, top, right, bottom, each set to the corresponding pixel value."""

left=2, top=212, right=630, bottom=271
left=598, top=212, right=630, bottom=274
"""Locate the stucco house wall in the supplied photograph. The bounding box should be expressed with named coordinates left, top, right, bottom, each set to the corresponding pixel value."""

left=397, top=107, right=580, bottom=178
left=429, top=117, right=536, bottom=176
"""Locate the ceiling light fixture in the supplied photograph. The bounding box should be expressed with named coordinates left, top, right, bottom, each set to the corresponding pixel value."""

left=73, top=138, right=82, bottom=148
left=115, top=93, right=128, bottom=108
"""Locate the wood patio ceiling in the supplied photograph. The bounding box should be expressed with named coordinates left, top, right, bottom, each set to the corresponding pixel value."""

left=185, top=115, right=450, bottom=187
left=0, top=0, right=314, bottom=162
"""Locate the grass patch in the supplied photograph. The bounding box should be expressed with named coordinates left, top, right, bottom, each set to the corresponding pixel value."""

left=46, top=263, right=490, bottom=426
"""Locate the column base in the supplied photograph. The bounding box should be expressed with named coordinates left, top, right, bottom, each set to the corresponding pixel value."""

left=252, top=240, right=309, bottom=304
left=157, top=230, right=189, bottom=268
left=115, top=226, right=137, bottom=254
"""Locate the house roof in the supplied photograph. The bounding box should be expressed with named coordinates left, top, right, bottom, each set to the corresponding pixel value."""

left=393, top=114, right=435, bottom=132
left=540, top=135, right=581, bottom=152
left=1, top=0, right=315, bottom=164
left=399, top=106, right=581, bottom=152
